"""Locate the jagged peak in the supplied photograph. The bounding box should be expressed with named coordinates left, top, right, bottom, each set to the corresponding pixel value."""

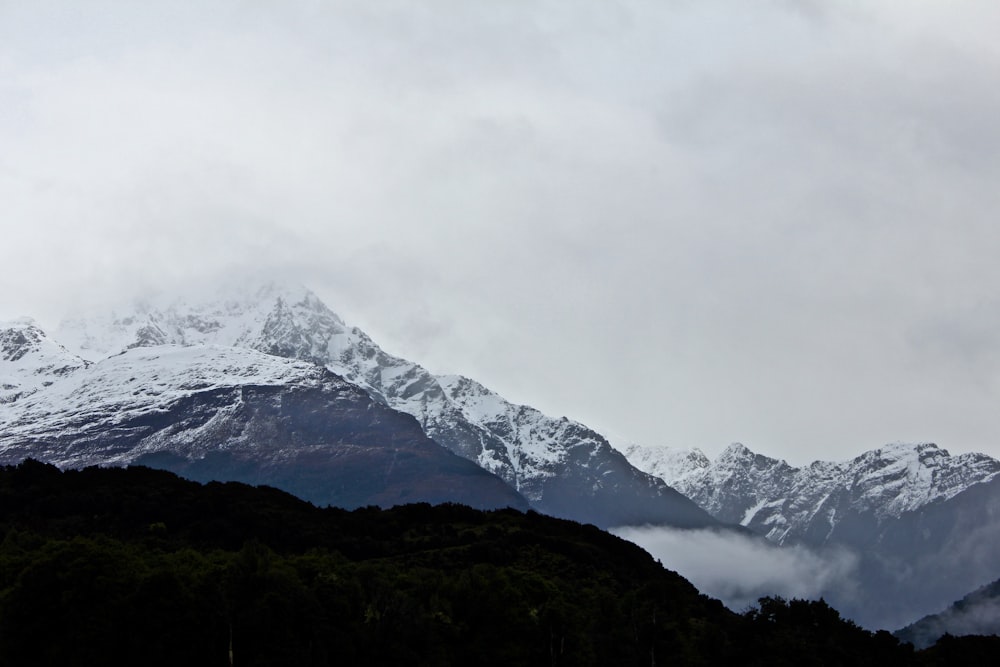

left=870, top=441, right=939, bottom=457
left=716, top=442, right=762, bottom=464
left=614, top=442, right=712, bottom=472
left=220, top=280, right=331, bottom=312
left=149, top=280, right=338, bottom=323
left=686, top=447, right=711, bottom=468
left=56, top=280, right=348, bottom=361
left=1, top=329, right=41, bottom=363
left=0, top=320, right=77, bottom=363
left=721, top=442, right=753, bottom=456
left=848, top=442, right=949, bottom=470
left=1, top=321, right=44, bottom=357
left=0, top=319, right=89, bottom=405
left=73, top=279, right=336, bottom=321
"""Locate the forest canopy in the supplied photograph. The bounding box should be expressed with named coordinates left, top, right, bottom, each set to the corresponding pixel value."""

left=0, top=460, right=994, bottom=666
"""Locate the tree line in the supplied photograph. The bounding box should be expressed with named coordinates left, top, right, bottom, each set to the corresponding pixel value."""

left=0, top=460, right=995, bottom=665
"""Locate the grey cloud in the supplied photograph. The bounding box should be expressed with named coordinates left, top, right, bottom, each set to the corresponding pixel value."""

left=4, top=1, right=1000, bottom=463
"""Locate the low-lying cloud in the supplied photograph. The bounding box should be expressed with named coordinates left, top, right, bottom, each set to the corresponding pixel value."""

left=901, top=592, right=1000, bottom=648
left=613, top=526, right=858, bottom=613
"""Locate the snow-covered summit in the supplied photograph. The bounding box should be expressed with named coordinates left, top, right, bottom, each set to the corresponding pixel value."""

left=42, top=281, right=715, bottom=529
left=622, top=441, right=1000, bottom=544
left=618, top=442, right=710, bottom=487
left=57, top=282, right=341, bottom=360
left=844, top=441, right=998, bottom=517
left=1, top=319, right=89, bottom=404
left=56, top=282, right=431, bottom=408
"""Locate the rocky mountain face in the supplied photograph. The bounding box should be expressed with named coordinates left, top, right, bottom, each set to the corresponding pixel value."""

left=2, top=284, right=715, bottom=529
left=1, top=319, right=89, bottom=404
left=896, top=578, right=1000, bottom=649
left=0, top=322, right=526, bottom=511
left=622, top=441, right=1000, bottom=630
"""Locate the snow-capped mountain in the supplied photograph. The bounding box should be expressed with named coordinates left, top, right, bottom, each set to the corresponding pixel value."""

left=622, top=440, right=1000, bottom=630
left=620, top=444, right=711, bottom=494
left=622, top=441, right=1000, bottom=544
left=7, top=282, right=714, bottom=529
left=0, top=329, right=527, bottom=511
left=1, top=319, right=89, bottom=404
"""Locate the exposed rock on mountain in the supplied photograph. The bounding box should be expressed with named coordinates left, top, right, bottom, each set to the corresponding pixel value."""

left=0, top=319, right=89, bottom=404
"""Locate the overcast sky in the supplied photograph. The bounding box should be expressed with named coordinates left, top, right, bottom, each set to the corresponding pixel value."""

left=3, top=1, right=1000, bottom=465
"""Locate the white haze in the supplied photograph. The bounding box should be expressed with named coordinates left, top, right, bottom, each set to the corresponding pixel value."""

left=613, top=525, right=859, bottom=613
left=926, top=599, right=1000, bottom=640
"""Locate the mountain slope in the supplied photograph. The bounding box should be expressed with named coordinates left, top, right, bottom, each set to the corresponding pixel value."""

left=54, top=283, right=716, bottom=529
left=0, top=339, right=526, bottom=511
left=0, top=319, right=89, bottom=404
left=896, top=578, right=1000, bottom=649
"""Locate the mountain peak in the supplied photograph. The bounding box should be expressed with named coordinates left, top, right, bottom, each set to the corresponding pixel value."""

left=861, top=441, right=941, bottom=463
left=715, top=442, right=785, bottom=470
left=211, top=280, right=333, bottom=316
left=0, top=321, right=88, bottom=405
left=719, top=442, right=754, bottom=459
left=56, top=281, right=346, bottom=362
left=1, top=319, right=45, bottom=362
left=27, top=281, right=721, bottom=529
left=617, top=443, right=711, bottom=487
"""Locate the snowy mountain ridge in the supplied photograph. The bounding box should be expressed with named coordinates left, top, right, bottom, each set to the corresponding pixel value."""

left=0, top=343, right=338, bottom=468
left=1, top=319, right=90, bottom=405
left=3, top=282, right=714, bottom=528
left=621, top=441, right=1000, bottom=544
left=54, top=283, right=578, bottom=495
left=0, top=315, right=529, bottom=511
left=622, top=439, right=1000, bottom=629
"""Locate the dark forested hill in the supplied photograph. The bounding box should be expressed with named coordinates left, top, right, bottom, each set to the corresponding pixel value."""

left=896, top=578, right=1000, bottom=649
left=0, top=461, right=996, bottom=666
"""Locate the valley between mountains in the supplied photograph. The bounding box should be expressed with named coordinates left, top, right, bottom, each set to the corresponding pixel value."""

left=3, top=282, right=1000, bottom=642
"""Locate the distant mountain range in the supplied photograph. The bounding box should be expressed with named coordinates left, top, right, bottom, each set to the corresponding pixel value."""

left=622, top=442, right=1000, bottom=630
left=0, top=282, right=714, bottom=529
